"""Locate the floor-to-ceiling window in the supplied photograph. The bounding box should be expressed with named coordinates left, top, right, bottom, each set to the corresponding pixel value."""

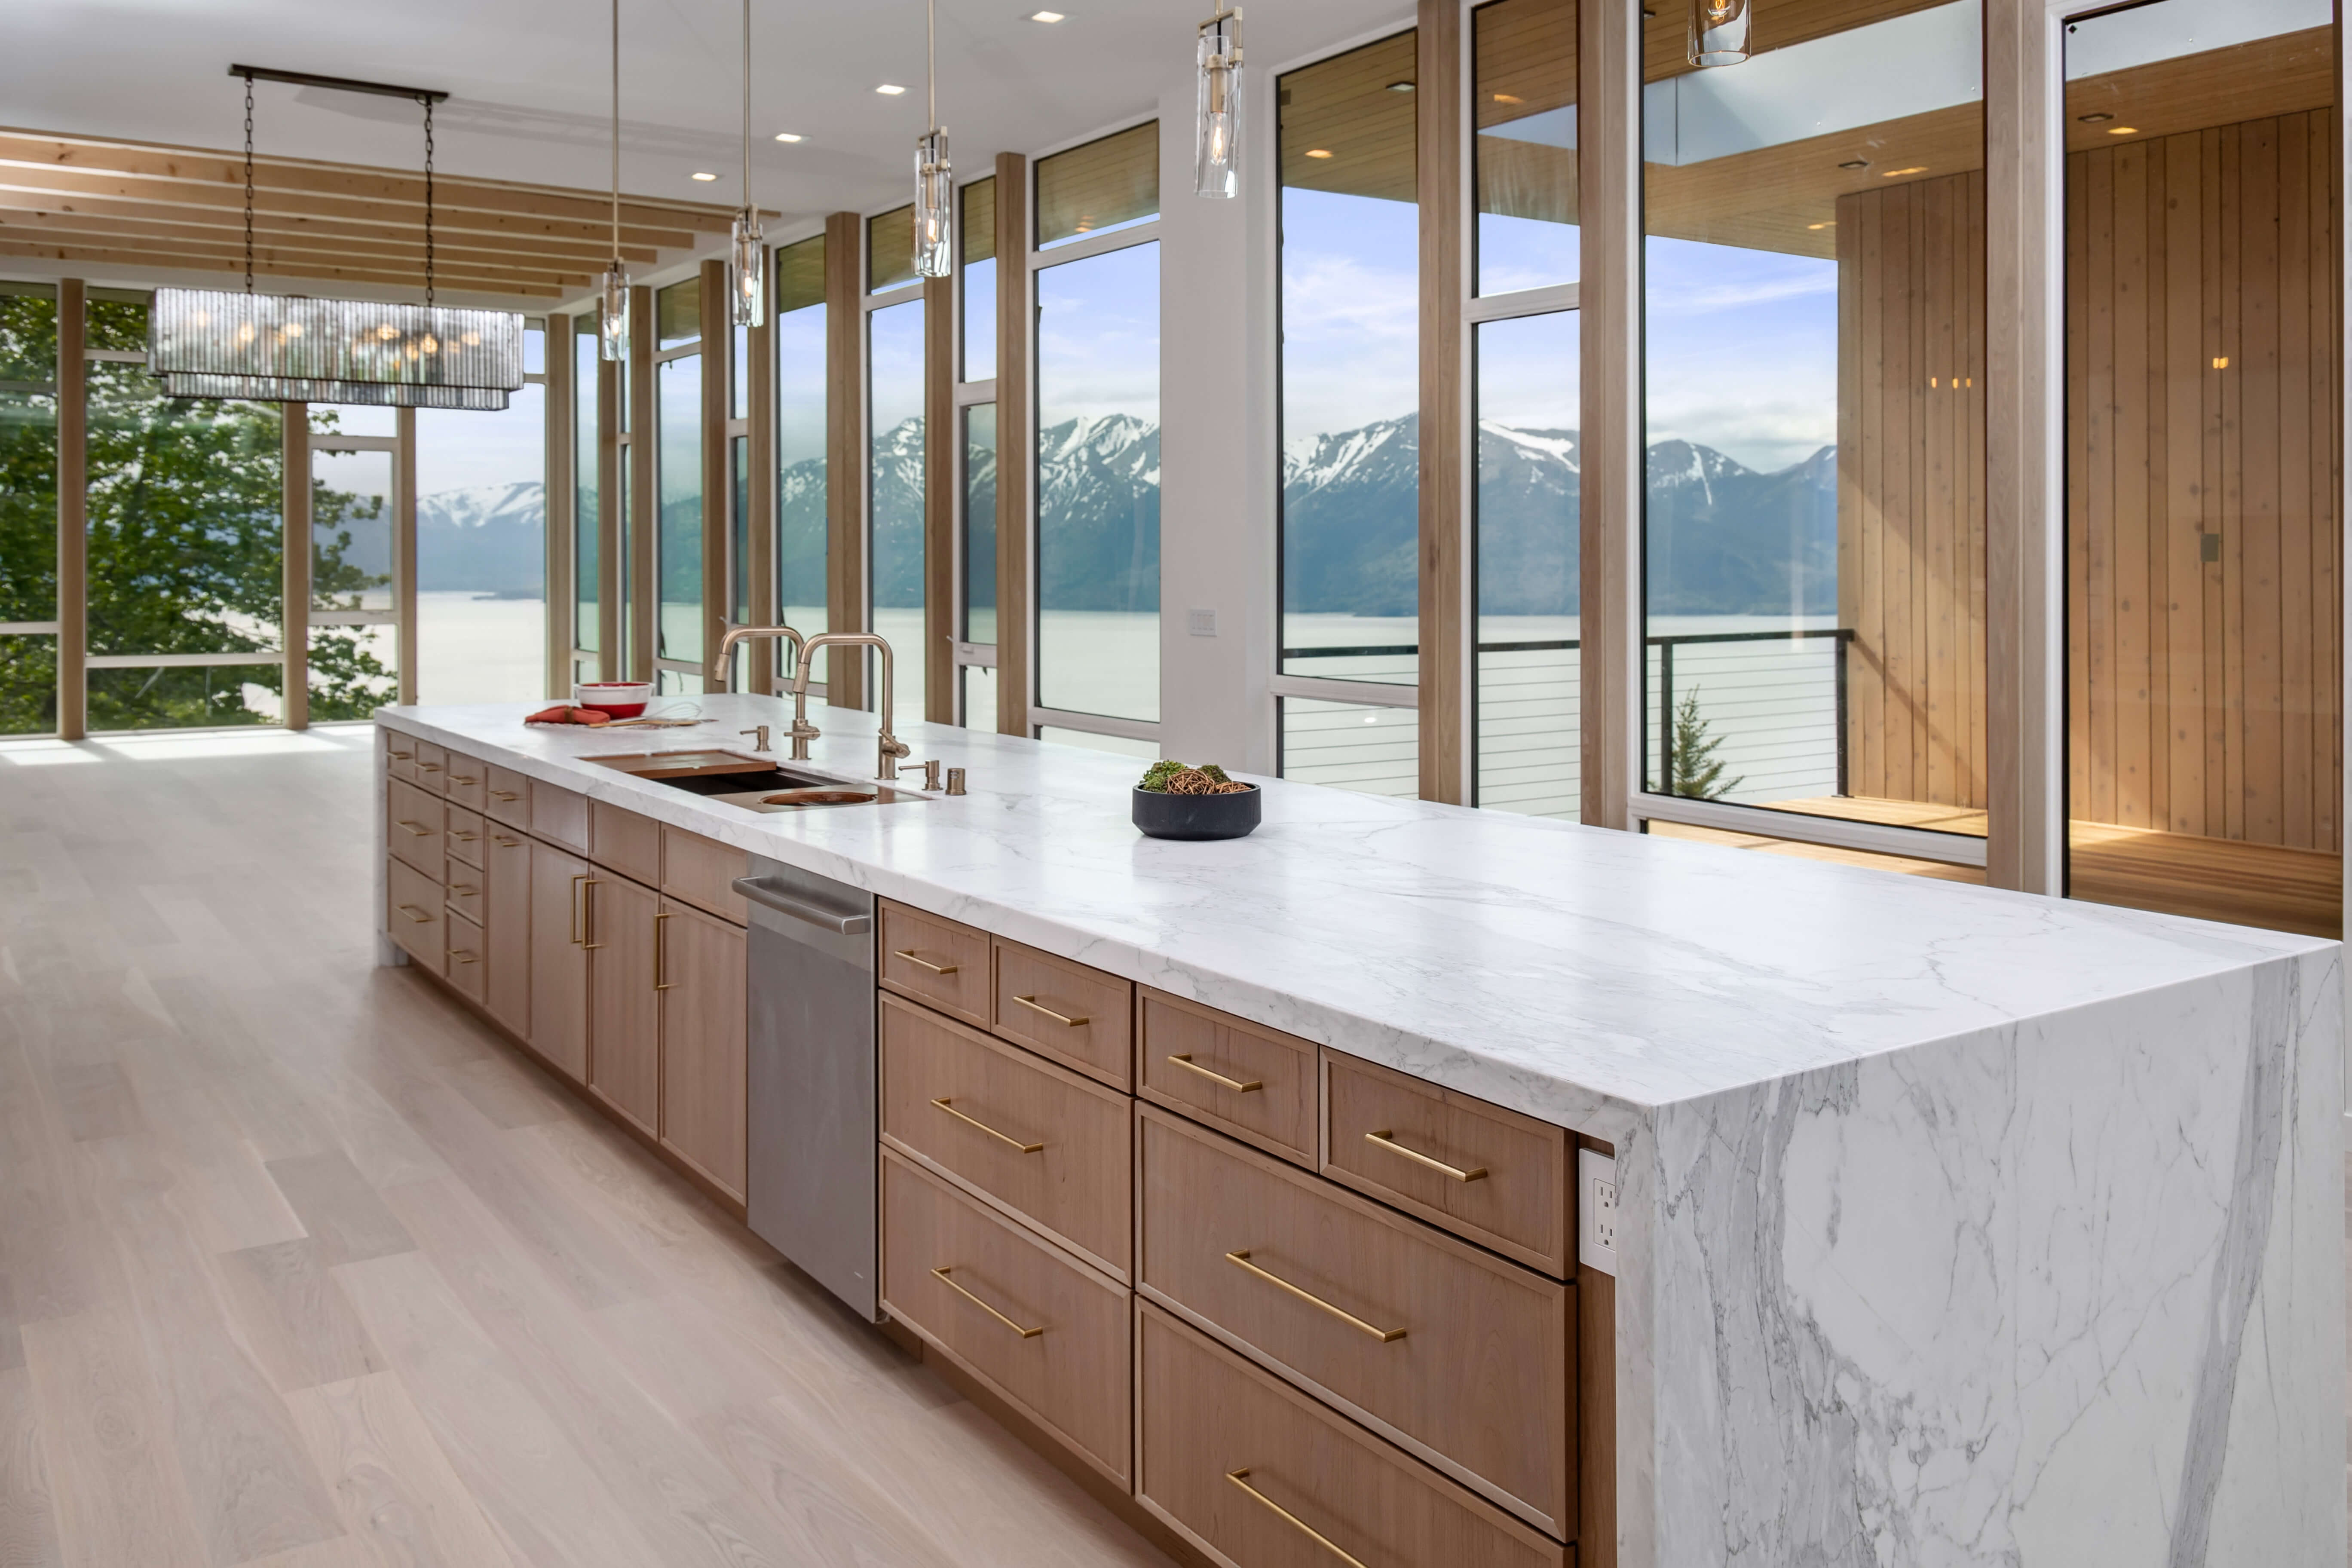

left=2062, top=0, right=2341, bottom=937
left=0, top=284, right=58, bottom=734
left=1472, top=0, right=1581, bottom=820
left=654, top=280, right=704, bottom=694
left=868, top=205, right=927, bottom=718
left=415, top=322, right=547, bottom=704
left=304, top=405, right=397, bottom=720
left=775, top=234, right=829, bottom=672
left=1032, top=123, right=1161, bottom=741
left=958, top=175, right=999, bottom=731
left=573, top=324, right=601, bottom=686
left=1276, top=29, right=1421, bottom=794
left=1638, top=1, right=1989, bottom=876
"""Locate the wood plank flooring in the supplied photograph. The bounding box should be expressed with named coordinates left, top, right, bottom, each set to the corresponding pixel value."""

left=0, top=725, right=1176, bottom=1568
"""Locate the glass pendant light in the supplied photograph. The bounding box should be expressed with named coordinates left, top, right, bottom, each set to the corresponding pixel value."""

left=1688, top=0, right=1753, bottom=67
left=913, top=0, right=952, bottom=278
left=600, top=0, right=632, bottom=361
left=729, top=0, right=765, bottom=326
left=1194, top=4, right=1242, bottom=199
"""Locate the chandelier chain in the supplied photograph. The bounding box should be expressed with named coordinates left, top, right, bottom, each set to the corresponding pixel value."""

left=422, top=96, right=436, bottom=307
left=242, top=73, right=254, bottom=293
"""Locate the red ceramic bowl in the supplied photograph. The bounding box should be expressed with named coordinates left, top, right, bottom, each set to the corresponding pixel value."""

left=573, top=680, right=653, bottom=720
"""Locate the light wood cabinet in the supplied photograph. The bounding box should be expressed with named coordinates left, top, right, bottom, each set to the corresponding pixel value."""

left=442, top=750, right=487, bottom=812
left=657, top=897, right=747, bottom=1201
left=531, top=779, right=590, bottom=854
left=443, top=805, right=486, bottom=870
left=878, top=901, right=993, bottom=1027
left=992, top=940, right=1134, bottom=1090
left=385, top=778, right=444, bottom=878
left=484, top=763, right=532, bottom=827
left=587, top=872, right=661, bottom=1136
left=484, top=827, right=532, bottom=1041
left=1138, top=1104, right=1572, bottom=1539
left=1137, top=1302, right=1565, bottom=1568
left=659, top=825, right=749, bottom=925
left=385, top=857, right=444, bottom=972
left=592, top=799, right=660, bottom=886
left=1138, top=988, right=1318, bottom=1168
left=442, top=857, right=485, bottom=925
left=413, top=740, right=448, bottom=793
left=527, top=839, right=589, bottom=1083
left=383, top=731, right=420, bottom=786
left=880, top=993, right=1133, bottom=1280
left=881, top=1149, right=1132, bottom=1488
left=444, top=911, right=487, bottom=1004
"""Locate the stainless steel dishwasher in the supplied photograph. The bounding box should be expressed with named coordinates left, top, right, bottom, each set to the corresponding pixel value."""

left=732, top=857, right=881, bottom=1321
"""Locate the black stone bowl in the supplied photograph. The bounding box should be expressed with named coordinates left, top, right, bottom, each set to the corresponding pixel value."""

left=1132, top=784, right=1262, bottom=841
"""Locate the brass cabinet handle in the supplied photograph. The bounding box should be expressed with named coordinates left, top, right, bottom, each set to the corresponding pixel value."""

left=1225, top=1470, right=1369, bottom=1568
left=419, top=762, right=442, bottom=773
left=1363, top=1130, right=1488, bottom=1183
left=395, top=819, right=432, bottom=838
left=929, top=1266, right=1044, bottom=1338
left=450, top=882, right=479, bottom=897
left=448, top=829, right=478, bottom=843
left=570, top=873, right=588, bottom=945
left=931, top=1097, right=1044, bottom=1154
left=582, top=878, right=605, bottom=949
left=395, top=903, right=433, bottom=925
left=1010, top=994, right=1088, bottom=1028
left=450, top=949, right=480, bottom=965
left=389, top=747, right=413, bottom=760
left=653, top=911, right=673, bottom=991
left=490, top=789, right=521, bottom=802
left=450, top=774, right=479, bottom=786
left=892, top=948, right=957, bottom=975
left=1166, top=1054, right=1261, bottom=1093
left=491, top=833, right=521, bottom=847
left=1224, top=1251, right=1405, bottom=1342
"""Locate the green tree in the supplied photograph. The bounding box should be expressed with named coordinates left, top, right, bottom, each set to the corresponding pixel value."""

left=0, top=291, right=59, bottom=735
left=1669, top=685, right=1744, bottom=799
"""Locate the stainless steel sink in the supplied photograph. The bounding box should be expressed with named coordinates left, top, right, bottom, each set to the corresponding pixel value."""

left=580, top=750, right=925, bottom=813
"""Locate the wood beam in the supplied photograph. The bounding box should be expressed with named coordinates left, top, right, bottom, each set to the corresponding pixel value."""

left=700, top=258, right=729, bottom=694
left=0, top=225, right=588, bottom=289
left=825, top=210, right=866, bottom=710
left=282, top=403, right=310, bottom=730
left=0, top=205, right=657, bottom=267
left=994, top=153, right=1031, bottom=738
left=0, top=240, right=566, bottom=300
left=56, top=277, right=85, bottom=741
left=924, top=268, right=954, bottom=725
left=1417, top=0, right=1467, bottom=805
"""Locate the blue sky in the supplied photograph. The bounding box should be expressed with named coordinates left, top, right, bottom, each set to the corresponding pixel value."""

left=1036, top=240, right=1160, bottom=430
left=1644, top=236, right=1838, bottom=474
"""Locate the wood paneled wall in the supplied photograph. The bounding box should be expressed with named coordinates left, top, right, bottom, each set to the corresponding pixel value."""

left=2066, top=110, right=2342, bottom=851
left=1836, top=170, right=1989, bottom=812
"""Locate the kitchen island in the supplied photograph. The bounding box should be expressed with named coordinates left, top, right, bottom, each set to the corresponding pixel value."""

left=374, top=694, right=2343, bottom=1568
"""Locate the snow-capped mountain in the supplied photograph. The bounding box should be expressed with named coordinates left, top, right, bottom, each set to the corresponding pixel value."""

left=413, top=481, right=546, bottom=594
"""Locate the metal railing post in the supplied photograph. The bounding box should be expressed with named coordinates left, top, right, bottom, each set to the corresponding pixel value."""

left=1834, top=628, right=1851, bottom=799
left=1658, top=638, right=1675, bottom=793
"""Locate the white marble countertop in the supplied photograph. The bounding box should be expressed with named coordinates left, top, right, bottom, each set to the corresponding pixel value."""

left=376, top=695, right=2331, bottom=1137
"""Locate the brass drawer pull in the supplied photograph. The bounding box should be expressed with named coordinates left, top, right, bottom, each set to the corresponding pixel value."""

left=395, top=819, right=432, bottom=837
left=931, top=1097, right=1045, bottom=1154
left=490, top=789, right=521, bottom=802
left=450, top=774, right=479, bottom=786
left=1225, top=1251, right=1405, bottom=1342
left=450, top=949, right=480, bottom=965
left=582, top=878, right=606, bottom=949
left=389, top=747, right=413, bottom=760
left=1225, top=1470, right=1368, bottom=1568
left=929, top=1266, right=1044, bottom=1338
left=450, top=882, right=479, bottom=897
left=395, top=903, right=433, bottom=925
left=653, top=911, right=673, bottom=991
left=418, top=762, right=442, bottom=773
left=1010, top=993, right=1088, bottom=1028
left=570, top=873, right=588, bottom=945
left=491, top=833, right=521, bottom=847
left=1166, top=1054, right=1261, bottom=1093
left=1363, top=1130, right=1488, bottom=1183
left=448, top=830, right=478, bottom=843
left=892, top=948, right=957, bottom=975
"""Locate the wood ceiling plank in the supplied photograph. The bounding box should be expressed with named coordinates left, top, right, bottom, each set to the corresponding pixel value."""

left=0, top=205, right=645, bottom=269
left=0, top=224, right=586, bottom=290
left=0, top=239, right=564, bottom=299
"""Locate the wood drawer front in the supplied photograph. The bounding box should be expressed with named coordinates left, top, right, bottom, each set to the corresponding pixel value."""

left=484, top=764, right=533, bottom=828
left=412, top=740, right=448, bottom=794
left=1138, top=991, right=1317, bottom=1167
left=880, top=994, right=1133, bottom=1280
left=385, top=857, right=445, bottom=972
left=385, top=778, right=444, bottom=877
left=992, top=940, right=1133, bottom=1090
left=444, top=910, right=487, bottom=1002
left=591, top=800, right=661, bottom=886
left=659, top=825, right=748, bottom=925
left=531, top=780, right=591, bottom=854
left=443, top=803, right=487, bottom=870
left=1138, top=1303, right=1566, bottom=1568
left=878, top=901, right=992, bottom=1027
left=1139, top=1106, right=1571, bottom=1537
left=442, top=858, right=487, bottom=924
left=881, top=1151, right=1131, bottom=1487
left=441, top=751, right=488, bottom=812
left=383, top=731, right=420, bottom=786
left=1322, top=1053, right=1570, bottom=1277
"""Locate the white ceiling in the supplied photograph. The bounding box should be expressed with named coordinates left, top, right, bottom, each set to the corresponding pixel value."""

left=4, top=0, right=1410, bottom=245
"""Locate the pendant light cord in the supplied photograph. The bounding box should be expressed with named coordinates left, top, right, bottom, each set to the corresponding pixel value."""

left=927, top=0, right=937, bottom=131
left=741, top=0, right=751, bottom=208
left=611, top=0, right=622, bottom=266
left=421, top=96, right=436, bottom=307
left=242, top=72, right=254, bottom=293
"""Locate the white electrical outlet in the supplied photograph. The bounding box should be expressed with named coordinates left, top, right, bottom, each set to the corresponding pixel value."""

left=1187, top=608, right=1219, bottom=637
left=1578, top=1148, right=1619, bottom=1276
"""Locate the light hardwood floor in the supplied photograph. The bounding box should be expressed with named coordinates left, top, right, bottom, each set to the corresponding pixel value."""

left=0, top=725, right=1176, bottom=1568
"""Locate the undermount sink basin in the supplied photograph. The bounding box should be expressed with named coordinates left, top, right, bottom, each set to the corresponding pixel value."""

left=579, top=750, right=925, bottom=813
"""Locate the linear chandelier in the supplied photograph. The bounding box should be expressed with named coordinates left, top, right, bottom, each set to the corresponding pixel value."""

left=147, top=65, right=527, bottom=410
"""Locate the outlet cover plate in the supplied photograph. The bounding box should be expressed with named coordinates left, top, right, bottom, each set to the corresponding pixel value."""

left=1578, top=1148, right=1618, bottom=1277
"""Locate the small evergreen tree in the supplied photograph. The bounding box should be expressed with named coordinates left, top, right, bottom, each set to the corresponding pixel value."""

left=1669, top=686, right=1743, bottom=799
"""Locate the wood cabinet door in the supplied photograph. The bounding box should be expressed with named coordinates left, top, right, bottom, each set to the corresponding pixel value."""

left=657, top=898, right=747, bottom=1201
left=484, top=828, right=532, bottom=1041
left=586, top=873, right=662, bottom=1136
left=527, top=839, right=591, bottom=1082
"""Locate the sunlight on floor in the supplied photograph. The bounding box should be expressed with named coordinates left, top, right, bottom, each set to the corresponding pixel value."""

left=0, top=724, right=375, bottom=766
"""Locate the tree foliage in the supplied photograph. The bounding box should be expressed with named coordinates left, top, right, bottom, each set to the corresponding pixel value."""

left=1669, top=686, right=1744, bottom=800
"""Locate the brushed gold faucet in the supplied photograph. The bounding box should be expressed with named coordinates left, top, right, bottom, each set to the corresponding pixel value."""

left=709, top=623, right=808, bottom=691
left=789, top=632, right=910, bottom=778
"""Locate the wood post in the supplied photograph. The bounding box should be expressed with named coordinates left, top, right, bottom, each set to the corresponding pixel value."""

left=55, top=277, right=85, bottom=740
left=628, top=283, right=656, bottom=684
left=924, top=269, right=956, bottom=725
left=1580, top=0, right=1639, bottom=831
left=546, top=312, right=576, bottom=698
left=282, top=403, right=310, bottom=729
left=994, top=152, right=1032, bottom=738
left=395, top=404, right=418, bottom=706
left=825, top=211, right=867, bottom=709
left=1417, top=0, right=1468, bottom=805
left=700, top=259, right=730, bottom=693
left=747, top=257, right=778, bottom=694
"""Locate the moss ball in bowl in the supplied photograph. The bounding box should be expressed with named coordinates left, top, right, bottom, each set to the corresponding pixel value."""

left=1132, top=761, right=1261, bottom=841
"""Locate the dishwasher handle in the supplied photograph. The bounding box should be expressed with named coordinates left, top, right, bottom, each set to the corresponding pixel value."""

left=733, top=876, right=874, bottom=935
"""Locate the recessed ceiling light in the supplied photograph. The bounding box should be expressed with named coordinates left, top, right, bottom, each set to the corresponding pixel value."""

left=2079, top=111, right=2115, bottom=123
left=1882, top=166, right=1926, bottom=178
left=1838, top=158, right=1869, bottom=170
left=2107, top=126, right=2137, bottom=135
left=1029, top=8, right=1065, bottom=19
left=775, top=132, right=805, bottom=143
left=1305, top=148, right=1333, bottom=159
left=876, top=83, right=907, bottom=95
left=691, top=171, right=719, bottom=181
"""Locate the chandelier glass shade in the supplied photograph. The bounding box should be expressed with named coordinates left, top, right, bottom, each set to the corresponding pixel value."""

left=730, top=211, right=766, bottom=327
left=914, top=130, right=952, bottom=279
left=148, top=292, right=523, bottom=411
left=600, top=262, right=632, bottom=362
left=1194, top=6, right=1243, bottom=199
left=1689, top=0, right=1753, bottom=66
